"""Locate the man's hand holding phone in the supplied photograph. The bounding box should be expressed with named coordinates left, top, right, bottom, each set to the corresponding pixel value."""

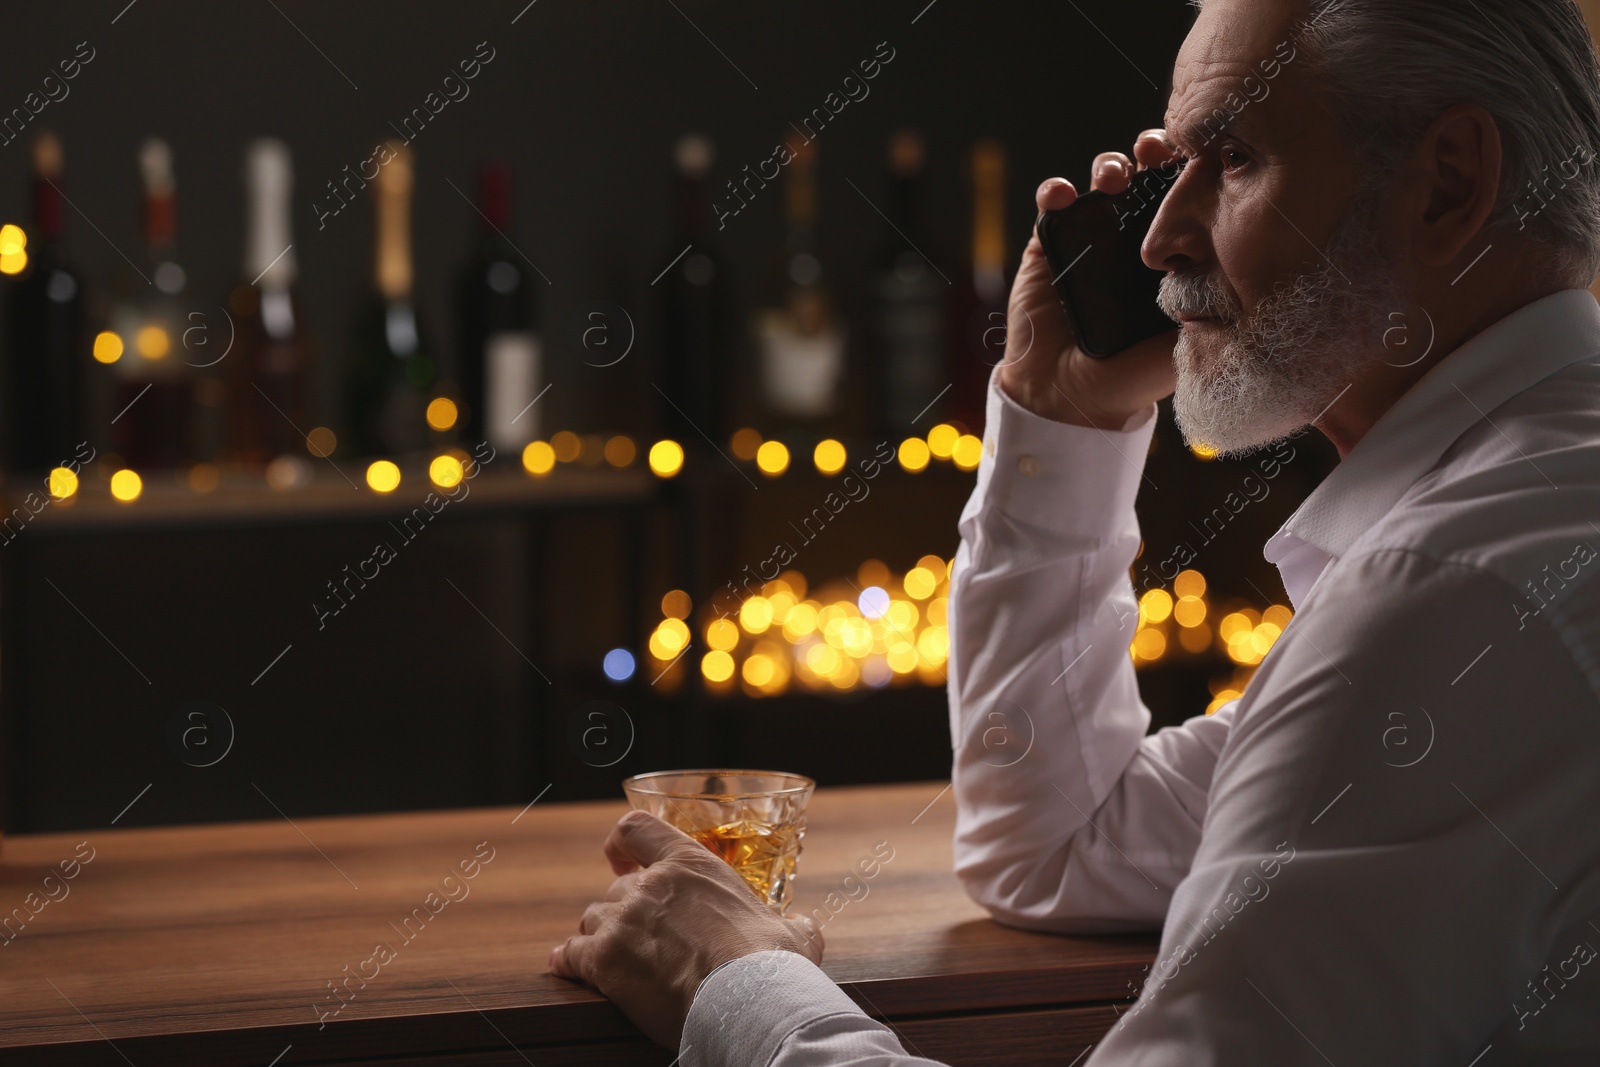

left=999, top=130, right=1182, bottom=431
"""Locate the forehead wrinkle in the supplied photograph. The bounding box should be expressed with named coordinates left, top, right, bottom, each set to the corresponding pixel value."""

left=1166, top=68, right=1260, bottom=153
left=1165, top=0, right=1302, bottom=152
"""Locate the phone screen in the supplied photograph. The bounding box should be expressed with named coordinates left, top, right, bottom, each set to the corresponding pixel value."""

left=1036, top=162, right=1180, bottom=358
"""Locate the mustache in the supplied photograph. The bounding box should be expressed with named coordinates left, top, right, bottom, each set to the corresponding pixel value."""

left=1158, top=271, right=1241, bottom=322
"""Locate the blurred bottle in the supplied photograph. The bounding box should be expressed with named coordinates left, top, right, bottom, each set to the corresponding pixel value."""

left=344, top=142, right=435, bottom=458
left=108, top=138, right=192, bottom=469
left=657, top=133, right=733, bottom=451
left=226, top=138, right=315, bottom=471
left=752, top=139, right=845, bottom=441
left=948, top=139, right=1009, bottom=435
left=871, top=129, right=946, bottom=438
left=455, top=160, right=540, bottom=453
left=5, top=130, right=85, bottom=472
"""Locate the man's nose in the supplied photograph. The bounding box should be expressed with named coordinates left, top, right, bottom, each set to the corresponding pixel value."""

left=1143, top=167, right=1209, bottom=274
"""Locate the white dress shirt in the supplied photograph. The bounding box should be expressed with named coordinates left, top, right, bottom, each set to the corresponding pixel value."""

left=681, top=288, right=1600, bottom=1066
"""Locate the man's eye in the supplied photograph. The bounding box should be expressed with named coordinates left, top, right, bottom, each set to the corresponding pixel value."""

left=1222, top=147, right=1249, bottom=171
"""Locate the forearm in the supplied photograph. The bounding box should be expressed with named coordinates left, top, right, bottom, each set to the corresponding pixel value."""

left=947, top=373, right=1211, bottom=930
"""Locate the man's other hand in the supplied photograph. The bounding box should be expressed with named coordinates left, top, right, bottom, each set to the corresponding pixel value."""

left=548, top=809, right=826, bottom=1049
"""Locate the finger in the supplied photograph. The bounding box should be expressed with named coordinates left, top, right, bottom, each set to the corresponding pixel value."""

left=601, top=809, right=652, bottom=875
left=1133, top=129, right=1177, bottom=170
left=548, top=933, right=595, bottom=982
left=1090, top=152, right=1134, bottom=195
left=1034, top=177, right=1077, bottom=216
left=579, top=901, right=617, bottom=935
left=602, top=809, right=704, bottom=873
left=604, top=869, right=645, bottom=902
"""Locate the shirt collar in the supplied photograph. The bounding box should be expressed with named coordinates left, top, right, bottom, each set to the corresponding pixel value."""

left=1267, top=287, right=1600, bottom=565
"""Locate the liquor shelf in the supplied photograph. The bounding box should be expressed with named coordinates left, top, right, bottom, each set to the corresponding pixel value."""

left=0, top=463, right=658, bottom=535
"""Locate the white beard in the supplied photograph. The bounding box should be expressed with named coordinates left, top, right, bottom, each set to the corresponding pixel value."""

left=1157, top=195, right=1403, bottom=459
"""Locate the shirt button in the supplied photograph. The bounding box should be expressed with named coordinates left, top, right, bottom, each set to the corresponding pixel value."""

left=1018, top=455, right=1038, bottom=476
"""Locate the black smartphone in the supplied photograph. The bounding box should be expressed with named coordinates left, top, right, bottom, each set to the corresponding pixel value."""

left=1035, top=161, right=1180, bottom=357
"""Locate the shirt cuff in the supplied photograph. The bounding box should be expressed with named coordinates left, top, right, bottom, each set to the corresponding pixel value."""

left=681, top=949, right=873, bottom=1067
left=968, top=366, right=1158, bottom=539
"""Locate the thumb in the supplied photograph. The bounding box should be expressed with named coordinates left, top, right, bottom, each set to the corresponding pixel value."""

left=602, top=809, right=703, bottom=872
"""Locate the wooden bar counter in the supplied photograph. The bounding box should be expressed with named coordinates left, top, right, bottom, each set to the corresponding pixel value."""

left=0, top=781, right=1157, bottom=1066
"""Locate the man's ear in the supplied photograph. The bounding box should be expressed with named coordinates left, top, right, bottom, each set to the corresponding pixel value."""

left=1409, top=102, right=1503, bottom=269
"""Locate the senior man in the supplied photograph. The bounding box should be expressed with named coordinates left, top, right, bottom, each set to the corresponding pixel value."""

left=551, top=0, right=1600, bottom=1061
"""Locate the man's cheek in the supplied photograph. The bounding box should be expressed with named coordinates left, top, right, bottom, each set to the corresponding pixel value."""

left=1209, top=227, right=1273, bottom=322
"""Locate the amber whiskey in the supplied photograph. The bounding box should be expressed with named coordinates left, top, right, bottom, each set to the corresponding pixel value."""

left=686, top=817, right=803, bottom=911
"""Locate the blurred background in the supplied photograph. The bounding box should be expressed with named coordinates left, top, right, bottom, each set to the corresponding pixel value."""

left=0, top=0, right=1355, bottom=834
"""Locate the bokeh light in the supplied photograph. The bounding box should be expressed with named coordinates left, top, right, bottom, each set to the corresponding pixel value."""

left=425, top=397, right=458, bottom=431
left=1132, top=627, right=1167, bottom=661
left=602, top=648, right=636, bottom=682
left=47, top=467, right=78, bottom=500
left=1263, top=604, right=1294, bottom=629
left=1207, top=688, right=1242, bottom=714
left=266, top=456, right=310, bottom=490
left=701, top=649, right=735, bottom=683
left=648, top=439, right=684, bottom=477
left=550, top=430, right=581, bottom=462
left=951, top=434, right=983, bottom=470
left=651, top=617, right=690, bottom=659
left=522, top=440, right=555, bottom=475
left=1173, top=569, right=1206, bottom=598
left=927, top=423, right=959, bottom=459
left=858, top=585, right=890, bottom=618
left=813, top=438, right=846, bottom=475
left=0, top=225, right=26, bottom=276
left=783, top=601, right=819, bottom=640
left=1173, top=594, right=1207, bottom=628
left=306, top=426, right=337, bottom=458
left=1139, top=588, right=1174, bottom=624
left=903, top=566, right=936, bottom=600
left=661, top=589, right=691, bottom=619
left=740, top=596, right=774, bottom=634
left=706, top=617, right=740, bottom=651
left=756, top=440, right=790, bottom=477
left=729, top=427, right=762, bottom=461
left=135, top=325, right=170, bottom=359
left=365, top=460, right=401, bottom=493
left=93, top=331, right=124, bottom=364
left=898, top=437, right=930, bottom=473
left=604, top=435, right=636, bottom=467
left=110, top=469, right=143, bottom=503
left=429, top=454, right=464, bottom=488
left=742, top=653, right=776, bottom=687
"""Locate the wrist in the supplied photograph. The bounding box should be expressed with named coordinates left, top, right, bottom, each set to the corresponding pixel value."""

left=996, top=372, right=1143, bottom=431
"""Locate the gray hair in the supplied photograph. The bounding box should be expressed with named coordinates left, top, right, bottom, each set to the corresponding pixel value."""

left=1195, top=0, right=1600, bottom=286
